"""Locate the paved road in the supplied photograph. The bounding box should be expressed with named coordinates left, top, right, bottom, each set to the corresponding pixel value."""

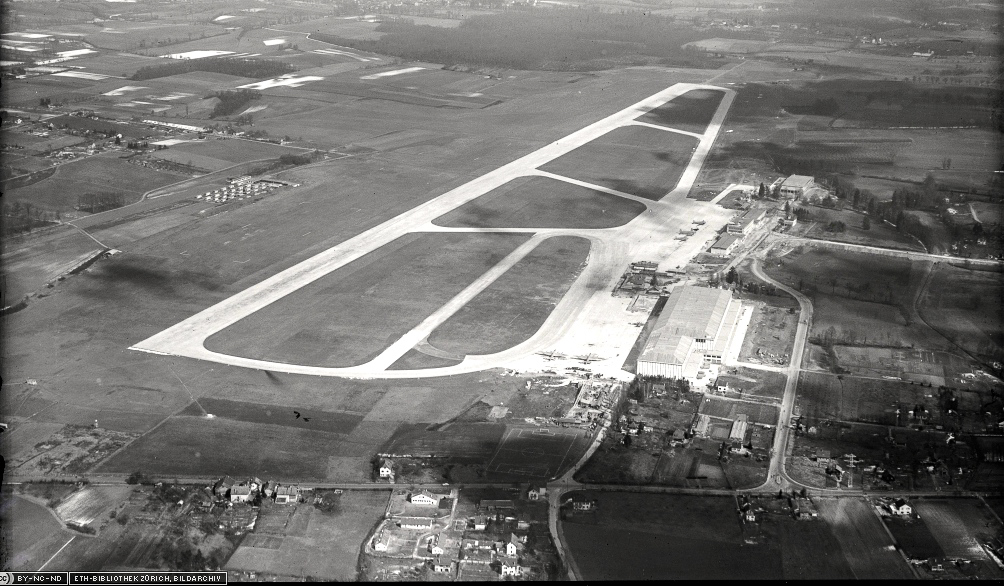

left=783, top=234, right=1002, bottom=267
left=131, top=83, right=738, bottom=379
left=750, top=256, right=813, bottom=492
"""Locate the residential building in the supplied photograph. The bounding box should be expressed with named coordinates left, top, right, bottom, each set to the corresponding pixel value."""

left=399, top=517, right=434, bottom=530
left=499, top=556, right=523, bottom=577
left=213, top=475, right=235, bottom=499
left=889, top=499, right=912, bottom=516
left=779, top=175, right=815, bottom=198
left=527, top=486, right=547, bottom=501
left=430, top=558, right=453, bottom=574
left=378, top=459, right=394, bottom=478
left=506, top=533, right=526, bottom=557
left=409, top=491, right=440, bottom=506
left=230, top=482, right=252, bottom=504
left=636, top=286, right=744, bottom=378
left=275, top=484, right=300, bottom=504
left=471, top=515, right=488, bottom=531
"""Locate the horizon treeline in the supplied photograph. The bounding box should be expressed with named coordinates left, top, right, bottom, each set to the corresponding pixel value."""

left=311, top=10, right=754, bottom=71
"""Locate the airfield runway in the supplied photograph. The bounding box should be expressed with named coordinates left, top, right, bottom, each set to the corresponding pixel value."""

left=131, top=82, right=736, bottom=379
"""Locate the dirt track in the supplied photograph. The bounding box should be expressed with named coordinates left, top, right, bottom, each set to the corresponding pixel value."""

left=131, top=83, right=737, bottom=379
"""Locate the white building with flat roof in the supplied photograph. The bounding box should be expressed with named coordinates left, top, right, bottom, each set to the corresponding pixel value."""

left=636, top=286, right=744, bottom=378
left=779, top=175, right=815, bottom=198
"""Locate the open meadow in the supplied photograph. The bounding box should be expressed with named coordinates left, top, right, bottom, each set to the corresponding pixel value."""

left=638, top=88, right=724, bottom=134
left=540, top=125, right=698, bottom=201
left=432, top=175, right=646, bottom=229
left=920, top=263, right=1004, bottom=363
left=1, top=492, right=73, bottom=572
left=204, top=232, right=531, bottom=367
left=426, top=236, right=590, bottom=357
left=7, top=155, right=184, bottom=212
left=1, top=225, right=105, bottom=305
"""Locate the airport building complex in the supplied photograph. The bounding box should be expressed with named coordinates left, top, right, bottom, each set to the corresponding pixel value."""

left=636, top=286, right=744, bottom=378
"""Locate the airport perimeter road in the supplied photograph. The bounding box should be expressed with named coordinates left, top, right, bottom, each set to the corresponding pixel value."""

left=132, top=83, right=737, bottom=379
left=783, top=235, right=1003, bottom=267
left=750, top=257, right=812, bottom=492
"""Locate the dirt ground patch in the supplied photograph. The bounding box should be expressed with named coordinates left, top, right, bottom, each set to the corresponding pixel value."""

left=204, top=232, right=531, bottom=367
left=427, top=236, right=590, bottom=356
left=432, top=175, right=646, bottom=229
left=540, top=125, right=698, bottom=201
left=737, top=300, right=799, bottom=366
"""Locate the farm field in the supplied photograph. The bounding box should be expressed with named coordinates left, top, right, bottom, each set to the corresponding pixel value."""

left=736, top=298, right=799, bottom=366
left=539, top=125, right=698, bottom=201
left=920, top=263, right=1004, bottom=363
left=149, top=139, right=304, bottom=172
left=182, top=397, right=363, bottom=435
left=483, top=426, right=591, bottom=481
left=55, top=485, right=133, bottom=527
left=381, top=422, right=505, bottom=461
left=912, top=499, right=1003, bottom=576
left=225, top=492, right=389, bottom=581
left=1, top=225, right=105, bottom=305
left=95, top=416, right=357, bottom=480
left=432, top=175, right=646, bottom=229
left=6, top=155, right=183, bottom=212
left=814, top=498, right=914, bottom=579
left=1, top=493, right=73, bottom=572
left=561, top=493, right=783, bottom=580
left=637, top=88, right=725, bottom=134
left=426, top=236, right=590, bottom=357
left=204, top=232, right=531, bottom=367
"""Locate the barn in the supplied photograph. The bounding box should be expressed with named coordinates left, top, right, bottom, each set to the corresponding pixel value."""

left=636, top=286, right=743, bottom=378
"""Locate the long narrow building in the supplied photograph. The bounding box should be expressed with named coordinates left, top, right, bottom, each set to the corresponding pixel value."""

left=636, top=285, right=743, bottom=378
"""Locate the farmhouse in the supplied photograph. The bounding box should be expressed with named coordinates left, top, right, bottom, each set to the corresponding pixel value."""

left=709, top=232, right=741, bottom=256
left=430, top=557, right=453, bottom=574
left=506, top=533, right=526, bottom=557
left=274, top=484, right=300, bottom=504
left=399, top=517, right=434, bottom=530
left=213, top=475, right=236, bottom=499
left=636, top=286, right=744, bottom=378
left=779, top=175, right=815, bottom=199
left=409, top=491, right=440, bottom=506
left=471, top=515, right=488, bottom=530
left=378, top=458, right=394, bottom=479
left=527, top=486, right=547, bottom=501
left=888, top=499, right=912, bottom=516
left=230, top=482, right=252, bottom=504
left=499, top=556, right=523, bottom=577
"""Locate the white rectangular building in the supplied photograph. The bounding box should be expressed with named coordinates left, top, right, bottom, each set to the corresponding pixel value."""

left=636, top=286, right=744, bottom=378
left=779, top=175, right=815, bottom=198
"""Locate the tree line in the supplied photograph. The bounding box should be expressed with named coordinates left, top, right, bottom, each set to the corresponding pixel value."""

left=2, top=200, right=60, bottom=236
left=131, top=57, right=294, bottom=81
left=310, top=9, right=741, bottom=71
left=209, top=89, right=262, bottom=118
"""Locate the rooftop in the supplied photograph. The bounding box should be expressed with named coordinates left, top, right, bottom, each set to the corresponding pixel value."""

left=782, top=175, right=815, bottom=188
left=640, top=286, right=734, bottom=366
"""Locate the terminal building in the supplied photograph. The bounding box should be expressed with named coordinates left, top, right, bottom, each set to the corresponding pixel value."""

left=779, top=175, right=815, bottom=199
left=636, top=286, right=744, bottom=378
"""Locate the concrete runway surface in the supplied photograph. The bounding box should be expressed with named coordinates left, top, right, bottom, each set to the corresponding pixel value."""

left=131, top=82, right=737, bottom=379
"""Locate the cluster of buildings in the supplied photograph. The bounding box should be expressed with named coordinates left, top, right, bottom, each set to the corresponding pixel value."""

left=195, top=177, right=285, bottom=203
left=212, top=476, right=301, bottom=506
left=613, top=260, right=682, bottom=296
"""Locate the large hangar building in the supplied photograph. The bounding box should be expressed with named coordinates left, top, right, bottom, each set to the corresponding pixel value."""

left=636, top=286, right=744, bottom=378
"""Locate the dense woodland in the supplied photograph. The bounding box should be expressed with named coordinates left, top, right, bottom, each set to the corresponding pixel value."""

left=131, top=57, right=294, bottom=81
left=312, top=10, right=741, bottom=70
left=209, top=89, right=262, bottom=118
